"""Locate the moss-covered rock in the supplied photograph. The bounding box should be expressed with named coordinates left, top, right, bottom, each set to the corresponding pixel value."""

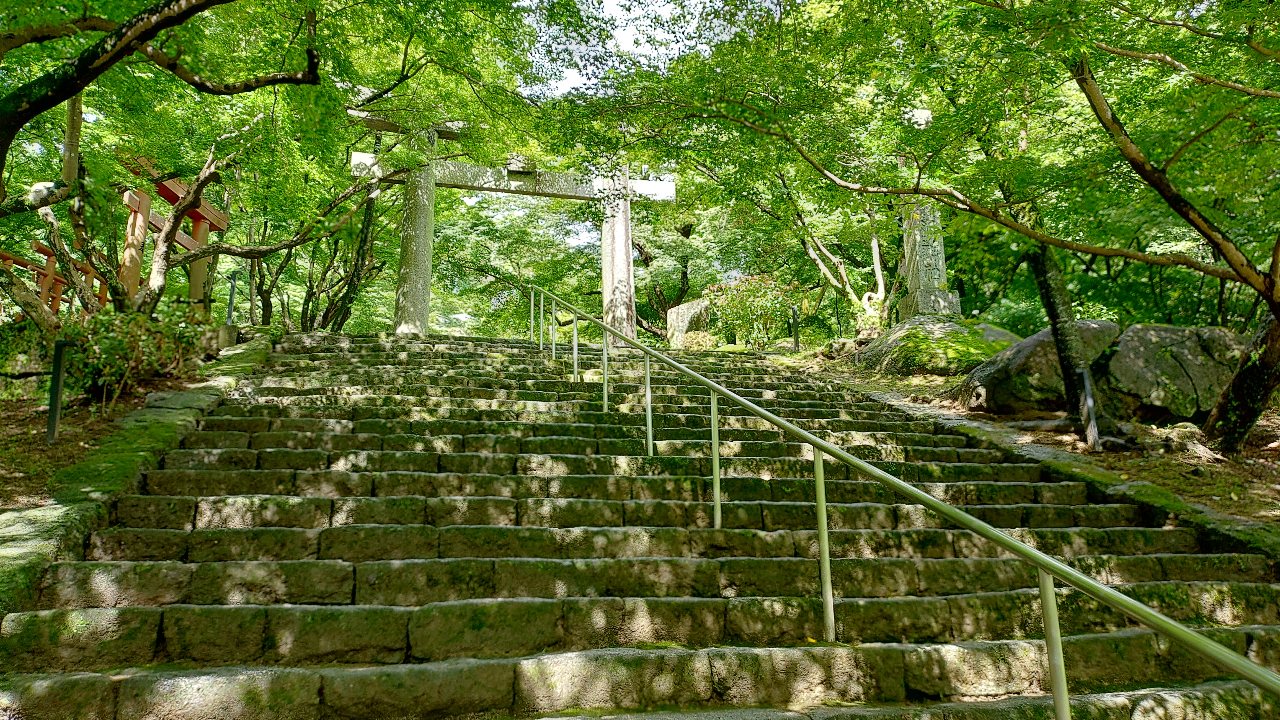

left=856, top=316, right=1016, bottom=376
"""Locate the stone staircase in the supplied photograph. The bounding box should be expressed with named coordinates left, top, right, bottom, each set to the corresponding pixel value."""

left=2, top=333, right=1278, bottom=718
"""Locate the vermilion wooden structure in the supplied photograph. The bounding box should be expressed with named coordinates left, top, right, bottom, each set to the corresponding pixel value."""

left=0, top=241, right=108, bottom=315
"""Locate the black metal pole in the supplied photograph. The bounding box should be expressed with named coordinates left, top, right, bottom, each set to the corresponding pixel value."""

left=225, top=271, right=242, bottom=326
left=46, top=340, right=71, bottom=445
left=792, top=305, right=800, bottom=351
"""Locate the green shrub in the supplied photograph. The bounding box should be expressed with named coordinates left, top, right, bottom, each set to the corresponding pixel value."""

left=706, top=276, right=790, bottom=350
left=680, top=331, right=718, bottom=351
left=59, top=302, right=210, bottom=402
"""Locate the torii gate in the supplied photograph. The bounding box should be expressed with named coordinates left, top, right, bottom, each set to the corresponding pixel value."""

left=350, top=115, right=675, bottom=338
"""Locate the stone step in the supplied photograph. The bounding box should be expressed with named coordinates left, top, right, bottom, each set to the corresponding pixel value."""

left=527, top=681, right=1278, bottom=720
left=5, top=583, right=1279, bottom=673
left=247, top=374, right=880, bottom=404
left=110, top=493, right=1143, bottom=533
left=2, top=634, right=1276, bottom=718
left=206, top=404, right=942, bottom=434
left=197, top=416, right=968, bottom=449
left=224, top=393, right=909, bottom=423
left=36, top=554, right=1273, bottom=610
left=88, top=525, right=1205, bottom=563
left=141, top=468, right=1081, bottom=506
left=156, top=448, right=1041, bottom=484
left=179, top=430, right=1001, bottom=464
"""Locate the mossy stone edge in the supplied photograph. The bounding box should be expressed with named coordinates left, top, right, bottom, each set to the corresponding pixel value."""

left=867, top=391, right=1280, bottom=564
left=0, top=336, right=270, bottom=616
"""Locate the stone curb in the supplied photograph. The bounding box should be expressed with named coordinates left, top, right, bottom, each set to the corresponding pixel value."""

left=866, top=391, right=1280, bottom=565
left=0, top=336, right=270, bottom=615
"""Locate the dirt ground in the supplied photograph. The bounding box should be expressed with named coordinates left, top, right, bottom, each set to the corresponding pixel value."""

left=0, top=377, right=190, bottom=510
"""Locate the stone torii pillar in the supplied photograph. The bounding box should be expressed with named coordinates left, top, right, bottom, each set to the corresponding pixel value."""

left=394, top=133, right=436, bottom=334
left=600, top=172, right=636, bottom=340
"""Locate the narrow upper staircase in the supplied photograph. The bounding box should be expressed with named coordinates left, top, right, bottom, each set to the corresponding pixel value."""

left=2, top=333, right=1278, bottom=719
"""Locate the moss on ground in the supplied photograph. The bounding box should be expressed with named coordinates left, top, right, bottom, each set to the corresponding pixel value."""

left=0, top=336, right=269, bottom=616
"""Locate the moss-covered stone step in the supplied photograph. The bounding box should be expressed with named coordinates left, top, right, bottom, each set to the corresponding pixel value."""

left=197, top=415, right=974, bottom=452
left=225, top=393, right=907, bottom=424
left=178, top=429, right=993, bottom=464
left=537, top=680, right=1278, bottom=720
left=7, top=584, right=1279, bottom=672
left=206, top=404, right=941, bottom=435
left=87, top=525, right=1206, bottom=564
left=247, top=373, right=882, bottom=404
left=154, top=447, right=1040, bottom=485
left=109, top=492, right=1143, bottom=532
left=36, top=554, right=1273, bottom=610
left=18, top=627, right=1278, bottom=718
left=138, top=468, right=1082, bottom=508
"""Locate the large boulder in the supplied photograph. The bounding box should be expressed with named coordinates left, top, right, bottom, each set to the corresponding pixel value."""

left=952, top=320, right=1121, bottom=414
left=855, top=315, right=1016, bottom=375
left=667, top=299, right=710, bottom=350
left=1099, top=324, right=1247, bottom=420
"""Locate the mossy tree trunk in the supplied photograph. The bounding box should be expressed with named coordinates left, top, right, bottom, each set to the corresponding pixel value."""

left=1028, top=244, right=1103, bottom=442
left=1204, top=316, right=1280, bottom=453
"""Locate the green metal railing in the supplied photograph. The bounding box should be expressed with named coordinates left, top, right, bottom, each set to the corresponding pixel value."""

left=526, top=285, right=1280, bottom=719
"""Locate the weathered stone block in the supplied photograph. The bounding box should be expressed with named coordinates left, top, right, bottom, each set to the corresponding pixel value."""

left=115, top=667, right=321, bottom=720
left=320, top=660, right=514, bottom=719
left=164, top=605, right=266, bottom=663
left=410, top=598, right=561, bottom=661
left=266, top=606, right=409, bottom=664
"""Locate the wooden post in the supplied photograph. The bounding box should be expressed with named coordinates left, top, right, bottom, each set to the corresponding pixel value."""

left=188, top=218, right=211, bottom=313
left=39, top=255, right=56, bottom=308
left=121, top=190, right=151, bottom=298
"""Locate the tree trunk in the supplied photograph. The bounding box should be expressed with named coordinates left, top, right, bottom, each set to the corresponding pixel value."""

left=1204, top=315, right=1280, bottom=453
left=1027, top=246, right=1097, bottom=426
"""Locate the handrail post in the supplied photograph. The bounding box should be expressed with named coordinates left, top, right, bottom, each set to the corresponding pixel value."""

left=46, top=339, right=71, bottom=444
left=1040, top=569, right=1072, bottom=720
left=538, top=291, right=545, bottom=351
left=814, top=445, right=836, bottom=643
left=644, top=355, right=654, bottom=457
left=529, top=291, right=535, bottom=343
left=572, top=316, right=579, bottom=382
left=710, top=391, right=721, bottom=529
left=601, top=337, right=609, bottom=412
left=551, top=299, right=557, bottom=360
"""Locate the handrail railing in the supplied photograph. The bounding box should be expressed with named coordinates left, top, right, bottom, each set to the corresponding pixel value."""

left=525, top=284, right=1280, bottom=718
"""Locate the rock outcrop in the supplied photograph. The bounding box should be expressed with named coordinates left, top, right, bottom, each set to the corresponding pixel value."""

left=666, top=298, right=710, bottom=350
left=954, top=320, right=1248, bottom=421
left=1099, top=324, right=1247, bottom=420
left=952, top=320, right=1121, bottom=414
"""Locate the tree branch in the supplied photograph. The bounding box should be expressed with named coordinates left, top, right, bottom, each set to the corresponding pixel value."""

left=1070, top=55, right=1270, bottom=295
left=172, top=174, right=388, bottom=267
left=0, top=16, right=116, bottom=61
left=1093, top=41, right=1280, bottom=99
left=138, top=10, right=319, bottom=95
left=1163, top=105, right=1243, bottom=171
left=686, top=101, right=1248, bottom=284
left=1109, top=1, right=1280, bottom=61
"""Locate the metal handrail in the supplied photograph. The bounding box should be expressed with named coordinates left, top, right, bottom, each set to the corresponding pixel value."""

left=525, top=284, right=1280, bottom=716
